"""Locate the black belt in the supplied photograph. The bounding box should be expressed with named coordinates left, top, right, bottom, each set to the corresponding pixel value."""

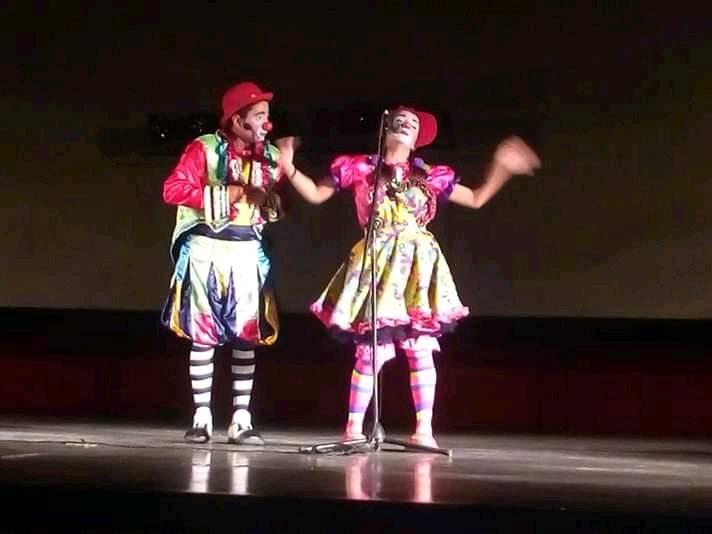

left=189, top=224, right=259, bottom=241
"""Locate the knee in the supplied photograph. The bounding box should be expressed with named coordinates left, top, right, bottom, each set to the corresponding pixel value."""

left=354, top=343, right=395, bottom=374
left=399, top=335, right=440, bottom=354
left=232, top=339, right=256, bottom=352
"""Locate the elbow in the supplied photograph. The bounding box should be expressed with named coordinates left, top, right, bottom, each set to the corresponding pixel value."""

left=162, top=185, right=177, bottom=205
left=162, top=186, right=172, bottom=204
left=305, top=192, right=329, bottom=205
left=162, top=184, right=189, bottom=206
left=466, top=193, right=485, bottom=209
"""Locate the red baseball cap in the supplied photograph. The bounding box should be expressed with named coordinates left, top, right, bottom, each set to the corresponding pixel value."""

left=220, top=81, right=273, bottom=127
left=391, top=106, right=438, bottom=149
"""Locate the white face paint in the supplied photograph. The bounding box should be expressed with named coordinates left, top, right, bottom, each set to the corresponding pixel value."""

left=243, top=101, right=270, bottom=141
left=387, top=110, right=420, bottom=150
left=233, top=101, right=271, bottom=143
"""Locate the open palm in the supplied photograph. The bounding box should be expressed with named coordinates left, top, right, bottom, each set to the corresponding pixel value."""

left=494, top=136, right=541, bottom=176
left=275, top=136, right=301, bottom=174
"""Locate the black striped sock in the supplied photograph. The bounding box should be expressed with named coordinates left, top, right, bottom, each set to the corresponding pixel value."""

left=190, top=344, right=214, bottom=409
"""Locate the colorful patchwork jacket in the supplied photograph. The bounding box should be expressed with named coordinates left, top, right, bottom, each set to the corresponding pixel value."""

left=163, top=131, right=284, bottom=262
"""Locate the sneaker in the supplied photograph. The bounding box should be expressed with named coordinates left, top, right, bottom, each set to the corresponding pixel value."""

left=410, top=433, right=439, bottom=448
left=185, top=408, right=212, bottom=443
left=227, top=422, right=264, bottom=445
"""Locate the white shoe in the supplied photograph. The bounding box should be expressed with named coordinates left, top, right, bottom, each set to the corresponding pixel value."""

left=227, top=409, right=264, bottom=445
left=184, top=407, right=213, bottom=443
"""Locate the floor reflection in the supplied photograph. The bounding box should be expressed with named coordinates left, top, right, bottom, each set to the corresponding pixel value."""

left=345, top=454, right=436, bottom=503
left=189, top=450, right=211, bottom=493
left=227, top=451, right=250, bottom=494
left=189, top=449, right=250, bottom=494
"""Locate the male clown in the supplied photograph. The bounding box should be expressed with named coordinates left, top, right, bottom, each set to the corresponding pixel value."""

left=161, top=81, right=285, bottom=445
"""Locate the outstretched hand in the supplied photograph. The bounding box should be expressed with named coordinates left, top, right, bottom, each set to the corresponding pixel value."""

left=275, top=136, right=301, bottom=176
left=494, top=136, right=541, bottom=176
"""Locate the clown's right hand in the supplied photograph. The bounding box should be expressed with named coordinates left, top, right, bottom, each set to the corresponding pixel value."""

left=227, top=184, right=245, bottom=204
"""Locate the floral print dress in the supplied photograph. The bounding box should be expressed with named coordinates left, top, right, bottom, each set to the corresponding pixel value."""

left=310, top=154, right=470, bottom=345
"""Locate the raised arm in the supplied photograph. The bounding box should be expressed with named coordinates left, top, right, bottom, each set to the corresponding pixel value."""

left=276, top=136, right=336, bottom=205
left=284, top=167, right=337, bottom=205
left=448, top=136, right=541, bottom=209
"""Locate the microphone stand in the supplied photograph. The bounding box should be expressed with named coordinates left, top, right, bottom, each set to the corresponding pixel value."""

left=299, top=110, right=451, bottom=457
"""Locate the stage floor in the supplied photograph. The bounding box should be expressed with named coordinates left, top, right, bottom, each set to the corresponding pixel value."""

left=2, top=417, right=712, bottom=532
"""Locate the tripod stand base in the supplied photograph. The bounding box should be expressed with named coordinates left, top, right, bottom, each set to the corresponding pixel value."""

left=298, top=438, right=373, bottom=455
left=298, top=433, right=452, bottom=457
left=380, top=437, right=452, bottom=457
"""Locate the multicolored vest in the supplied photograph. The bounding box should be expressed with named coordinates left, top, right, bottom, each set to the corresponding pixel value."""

left=169, top=132, right=283, bottom=262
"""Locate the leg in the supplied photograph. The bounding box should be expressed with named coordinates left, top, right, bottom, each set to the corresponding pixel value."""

left=184, top=343, right=215, bottom=443
left=227, top=345, right=264, bottom=445
left=344, top=342, right=395, bottom=439
left=401, top=336, right=440, bottom=447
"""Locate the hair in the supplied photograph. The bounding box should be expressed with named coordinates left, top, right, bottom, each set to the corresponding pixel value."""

left=221, top=102, right=260, bottom=137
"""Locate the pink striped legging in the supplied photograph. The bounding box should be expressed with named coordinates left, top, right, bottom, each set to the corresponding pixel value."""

left=345, top=335, right=439, bottom=438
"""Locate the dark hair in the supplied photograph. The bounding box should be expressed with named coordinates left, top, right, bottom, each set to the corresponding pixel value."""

left=221, top=102, right=260, bottom=136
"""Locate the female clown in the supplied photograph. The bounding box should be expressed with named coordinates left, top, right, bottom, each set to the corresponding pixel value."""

left=277, top=107, right=540, bottom=447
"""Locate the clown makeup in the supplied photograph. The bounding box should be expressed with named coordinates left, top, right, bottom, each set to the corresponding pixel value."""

left=388, top=110, right=420, bottom=150
left=232, top=101, right=271, bottom=143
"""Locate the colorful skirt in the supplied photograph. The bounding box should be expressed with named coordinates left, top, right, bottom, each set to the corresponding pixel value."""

left=310, top=227, right=469, bottom=345
left=161, top=229, right=279, bottom=348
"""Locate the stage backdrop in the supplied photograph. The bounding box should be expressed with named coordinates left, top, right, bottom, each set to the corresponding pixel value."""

left=1, top=101, right=710, bottom=318
left=2, top=5, right=710, bottom=319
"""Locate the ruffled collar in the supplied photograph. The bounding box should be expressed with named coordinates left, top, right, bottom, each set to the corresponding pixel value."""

left=367, top=154, right=426, bottom=170
left=213, top=131, right=274, bottom=184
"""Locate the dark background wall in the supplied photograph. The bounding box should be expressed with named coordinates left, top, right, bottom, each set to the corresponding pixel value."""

left=1, top=309, right=710, bottom=437
left=2, top=4, right=710, bottom=318
left=1, top=4, right=710, bottom=437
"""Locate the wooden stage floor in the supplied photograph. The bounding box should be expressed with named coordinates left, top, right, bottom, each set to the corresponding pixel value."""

left=1, top=417, right=712, bottom=532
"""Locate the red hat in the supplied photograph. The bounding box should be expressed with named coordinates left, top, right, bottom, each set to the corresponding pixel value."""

left=220, top=81, right=273, bottom=126
left=391, top=106, right=438, bottom=149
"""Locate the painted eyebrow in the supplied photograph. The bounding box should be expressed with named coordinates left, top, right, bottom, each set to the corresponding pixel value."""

left=395, top=114, right=419, bottom=123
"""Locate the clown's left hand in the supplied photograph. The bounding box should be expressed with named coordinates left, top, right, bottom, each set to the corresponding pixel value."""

left=494, top=136, right=541, bottom=176
left=275, top=136, right=302, bottom=177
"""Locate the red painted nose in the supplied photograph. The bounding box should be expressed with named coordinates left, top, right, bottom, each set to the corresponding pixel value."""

left=262, top=122, right=273, bottom=132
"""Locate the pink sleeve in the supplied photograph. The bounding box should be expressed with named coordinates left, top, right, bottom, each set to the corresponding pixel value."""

left=426, top=164, right=460, bottom=202
left=327, top=155, right=368, bottom=190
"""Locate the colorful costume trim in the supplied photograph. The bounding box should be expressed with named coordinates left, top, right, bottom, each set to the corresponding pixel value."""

left=310, top=154, right=469, bottom=346
left=161, top=132, right=283, bottom=348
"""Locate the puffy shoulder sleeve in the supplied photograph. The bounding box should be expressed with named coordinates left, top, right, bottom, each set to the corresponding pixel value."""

left=327, top=154, right=370, bottom=190
left=420, top=160, right=460, bottom=202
